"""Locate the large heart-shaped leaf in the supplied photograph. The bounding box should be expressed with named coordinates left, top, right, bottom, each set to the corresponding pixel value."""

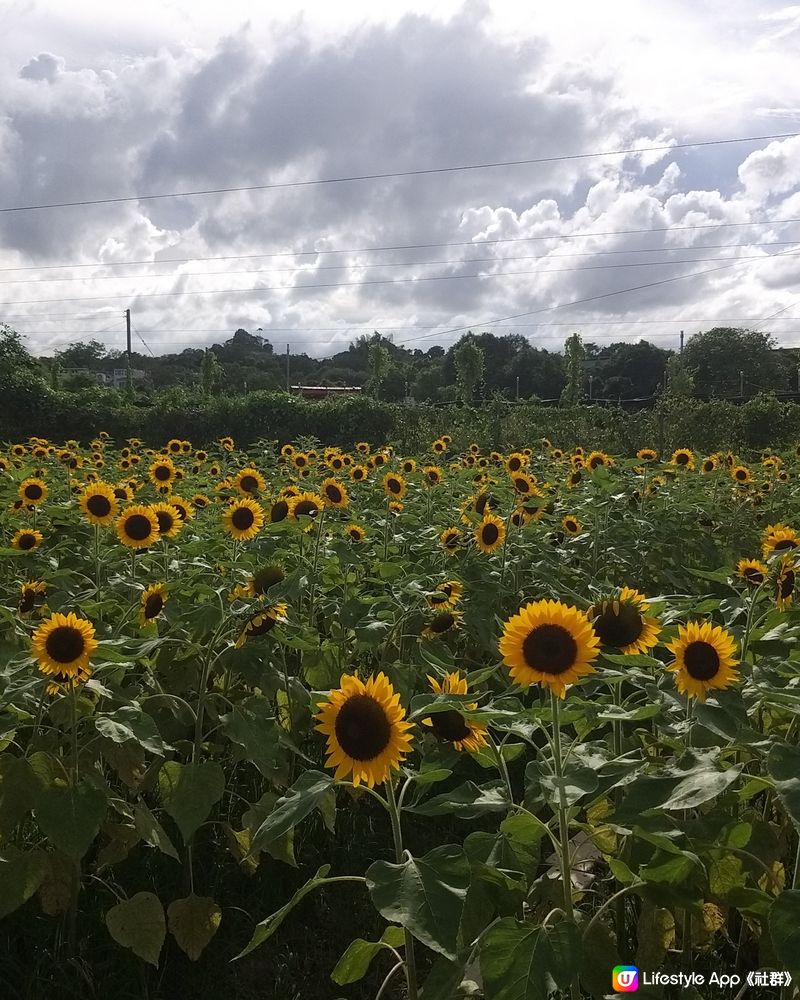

left=0, top=755, right=41, bottom=843
left=767, top=743, right=800, bottom=833
left=35, top=781, right=107, bottom=859
left=95, top=704, right=171, bottom=756
left=769, top=890, right=800, bottom=971
left=479, top=918, right=555, bottom=999
left=106, top=891, right=166, bottom=967
left=366, top=845, right=470, bottom=960
left=0, top=846, right=47, bottom=919
left=158, top=761, right=225, bottom=843
left=167, top=894, right=222, bottom=961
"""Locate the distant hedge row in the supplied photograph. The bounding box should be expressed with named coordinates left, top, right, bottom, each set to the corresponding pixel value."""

left=2, top=379, right=799, bottom=455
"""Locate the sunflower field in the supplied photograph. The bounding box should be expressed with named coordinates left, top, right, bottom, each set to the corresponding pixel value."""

left=3, top=433, right=800, bottom=999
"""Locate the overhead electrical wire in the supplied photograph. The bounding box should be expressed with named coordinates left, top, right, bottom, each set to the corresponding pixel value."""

left=2, top=131, right=797, bottom=214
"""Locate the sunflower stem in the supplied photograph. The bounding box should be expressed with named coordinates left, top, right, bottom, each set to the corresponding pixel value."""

left=25, top=685, right=48, bottom=759
left=383, top=498, right=391, bottom=563
left=385, top=779, right=418, bottom=1000
left=488, top=731, right=515, bottom=811
left=93, top=522, right=101, bottom=593
left=308, top=506, right=327, bottom=622
left=498, top=508, right=515, bottom=596
left=550, top=690, right=580, bottom=1000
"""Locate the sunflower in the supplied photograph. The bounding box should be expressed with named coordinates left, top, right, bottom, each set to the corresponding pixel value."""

left=427, top=580, right=463, bottom=609
left=148, top=457, right=176, bottom=488
left=731, top=465, right=752, bottom=485
left=423, top=672, right=488, bottom=752
left=32, top=611, right=97, bottom=680
left=474, top=514, right=506, bottom=554
left=140, top=583, right=168, bottom=626
left=762, top=523, right=800, bottom=559
left=166, top=495, right=194, bottom=522
left=280, top=443, right=295, bottom=458
left=700, top=457, right=718, bottom=474
left=18, top=478, right=48, bottom=507
left=79, top=482, right=119, bottom=526
left=422, top=465, right=443, bottom=486
left=235, top=602, right=289, bottom=647
left=166, top=438, right=183, bottom=455
left=666, top=621, right=739, bottom=700
left=670, top=448, right=695, bottom=470
left=12, top=528, right=44, bottom=552
left=422, top=610, right=462, bottom=639
left=320, top=478, right=350, bottom=509
left=328, top=454, right=346, bottom=472
left=440, top=527, right=462, bottom=553
left=19, top=580, right=47, bottom=614
left=636, top=448, right=658, bottom=462
left=511, top=472, right=537, bottom=495
left=191, top=494, right=210, bottom=509
left=776, top=558, right=798, bottom=611
left=236, top=467, right=266, bottom=496
left=589, top=587, right=660, bottom=655
left=346, top=524, right=366, bottom=542
left=505, top=452, right=527, bottom=473
left=562, top=515, right=583, bottom=536
left=113, top=484, right=135, bottom=504
left=356, top=441, right=370, bottom=455
left=587, top=451, right=614, bottom=471
left=289, top=492, right=324, bottom=524
left=116, top=505, right=159, bottom=548
left=383, top=472, right=407, bottom=500
left=737, top=558, right=768, bottom=586
left=223, top=498, right=264, bottom=541
left=315, top=673, right=413, bottom=787
left=401, top=458, right=417, bottom=474
left=151, top=502, right=183, bottom=539
left=432, top=439, right=447, bottom=454
left=220, top=437, right=235, bottom=452
left=499, top=599, right=600, bottom=697
left=350, top=464, right=369, bottom=482
left=11, top=444, right=27, bottom=457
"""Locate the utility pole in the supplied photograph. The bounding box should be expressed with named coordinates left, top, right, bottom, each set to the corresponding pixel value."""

left=285, top=343, right=290, bottom=393
left=588, top=374, right=593, bottom=400
left=796, top=366, right=800, bottom=394
left=125, top=308, right=132, bottom=394
left=739, top=370, right=744, bottom=397
left=515, top=376, right=520, bottom=402
left=679, top=330, right=684, bottom=355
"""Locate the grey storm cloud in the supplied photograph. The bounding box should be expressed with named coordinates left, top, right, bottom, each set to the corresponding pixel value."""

left=0, top=1, right=799, bottom=357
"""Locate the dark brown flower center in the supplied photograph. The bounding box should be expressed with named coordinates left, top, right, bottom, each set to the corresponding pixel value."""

left=45, top=626, right=86, bottom=664
left=676, top=453, right=689, bottom=465
left=683, top=641, right=720, bottom=680
left=325, top=484, right=343, bottom=503
left=294, top=500, right=318, bottom=517
left=428, top=709, right=471, bottom=743
left=154, top=465, right=171, bottom=481
left=429, top=612, right=455, bottom=634
left=144, top=594, right=164, bottom=619
left=252, top=565, right=285, bottom=594
left=232, top=506, right=255, bottom=530
left=481, top=522, right=499, bottom=546
left=387, top=477, right=402, bottom=495
left=780, top=570, right=795, bottom=601
left=124, top=514, right=153, bottom=541
left=240, top=474, right=259, bottom=493
left=155, top=511, right=174, bottom=534
left=774, top=539, right=797, bottom=551
left=25, top=483, right=43, bottom=500
left=19, top=589, right=36, bottom=613
left=18, top=533, right=37, bottom=550
left=742, top=566, right=764, bottom=585
left=87, top=494, right=112, bottom=517
left=592, top=602, right=644, bottom=648
left=270, top=500, right=289, bottom=522
left=522, top=624, right=578, bottom=675
left=334, top=694, right=391, bottom=760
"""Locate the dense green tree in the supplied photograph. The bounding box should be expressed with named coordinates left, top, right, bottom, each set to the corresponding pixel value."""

left=453, top=334, right=485, bottom=403
left=682, top=327, right=784, bottom=396
left=560, top=333, right=586, bottom=406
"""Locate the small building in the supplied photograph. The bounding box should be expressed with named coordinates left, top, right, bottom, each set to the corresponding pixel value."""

left=291, top=385, right=362, bottom=399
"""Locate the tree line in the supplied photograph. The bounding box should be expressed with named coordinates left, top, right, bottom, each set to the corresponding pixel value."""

left=6, top=324, right=800, bottom=403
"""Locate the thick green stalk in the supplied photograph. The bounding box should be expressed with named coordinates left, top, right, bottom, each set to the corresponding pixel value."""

left=385, top=779, right=418, bottom=1000
left=551, top=691, right=580, bottom=1000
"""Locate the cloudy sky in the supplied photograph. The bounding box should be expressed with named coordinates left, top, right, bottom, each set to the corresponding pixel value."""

left=1, top=0, right=800, bottom=359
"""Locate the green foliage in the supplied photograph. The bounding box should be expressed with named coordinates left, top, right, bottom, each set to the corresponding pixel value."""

left=560, top=332, right=585, bottom=406
left=453, top=334, right=485, bottom=403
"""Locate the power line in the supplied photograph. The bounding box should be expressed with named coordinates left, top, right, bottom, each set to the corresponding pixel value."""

left=4, top=223, right=800, bottom=275
left=0, top=247, right=793, bottom=287
left=3, top=249, right=798, bottom=308
left=392, top=245, right=800, bottom=347
left=3, top=132, right=798, bottom=215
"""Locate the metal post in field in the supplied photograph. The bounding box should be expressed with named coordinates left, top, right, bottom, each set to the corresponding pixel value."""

left=125, top=308, right=132, bottom=394
left=286, top=343, right=290, bottom=392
